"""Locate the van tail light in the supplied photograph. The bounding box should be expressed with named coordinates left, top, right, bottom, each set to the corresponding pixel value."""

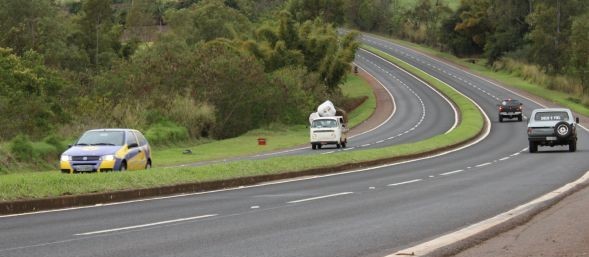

left=527, top=128, right=532, bottom=135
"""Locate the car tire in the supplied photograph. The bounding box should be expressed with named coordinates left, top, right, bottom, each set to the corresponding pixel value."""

left=554, top=121, right=572, bottom=139
left=119, top=161, right=127, bottom=171
left=317, top=144, right=322, bottom=149
left=312, top=144, right=316, bottom=150
left=145, top=160, right=151, bottom=169
left=518, top=115, right=523, bottom=122
left=529, top=141, right=537, bottom=153
left=570, top=140, right=577, bottom=152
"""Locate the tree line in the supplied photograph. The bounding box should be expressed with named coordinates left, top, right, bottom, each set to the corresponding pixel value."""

left=290, top=0, right=589, bottom=97
left=0, top=0, right=358, bottom=144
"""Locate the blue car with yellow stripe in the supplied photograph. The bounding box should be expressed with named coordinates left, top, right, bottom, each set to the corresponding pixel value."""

left=60, top=129, right=152, bottom=173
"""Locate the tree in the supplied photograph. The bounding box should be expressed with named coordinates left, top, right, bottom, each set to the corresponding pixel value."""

left=569, top=13, right=589, bottom=93
left=484, top=0, right=530, bottom=63
left=165, top=0, right=252, bottom=44
left=75, top=0, right=122, bottom=67
left=286, top=0, right=345, bottom=25
left=0, top=48, right=70, bottom=140
left=526, top=0, right=588, bottom=73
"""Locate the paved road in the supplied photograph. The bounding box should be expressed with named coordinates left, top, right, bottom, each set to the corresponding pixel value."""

left=2, top=35, right=589, bottom=257
left=175, top=49, right=457, bottom=167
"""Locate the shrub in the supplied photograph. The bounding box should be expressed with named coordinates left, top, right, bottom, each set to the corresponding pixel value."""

left=145, top=121, right=190, bottom=145
left=164, top=96, right=216, bottom=138
left=9, top=135, right=34, bottom=162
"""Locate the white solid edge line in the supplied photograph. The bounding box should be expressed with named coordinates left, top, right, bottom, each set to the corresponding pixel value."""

left=359, top=49, right=460, bottom=135
left=348, top=62, right=397, bottom=139
left=387, top=179, right=422, bottom=187
left=366, top=33, right=589, bottom=257
left=0, top=51, right=490, bottom=220
left=74, top=214, right=218, bottom=236
left=389, top=170, right=589, bottom=257
left=287, top=192, right=354, bottom=204
left=362, top=33, right=589, bottom=134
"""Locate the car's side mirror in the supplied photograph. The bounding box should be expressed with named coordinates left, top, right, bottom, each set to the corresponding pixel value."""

left=128, top=143, right=139, bottom=148
left=576, top=117, right=580, bottom=123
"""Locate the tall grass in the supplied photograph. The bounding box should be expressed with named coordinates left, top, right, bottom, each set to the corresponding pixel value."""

left=493, top=58, right=585, bottom=101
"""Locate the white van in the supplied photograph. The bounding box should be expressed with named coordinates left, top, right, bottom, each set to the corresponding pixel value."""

left=310, top=116, right=348, bottom=149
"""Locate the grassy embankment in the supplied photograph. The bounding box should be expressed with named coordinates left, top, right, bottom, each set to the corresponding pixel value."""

left=153, top=74, right=376, bottom=166
left=0, top=48, right=484, bottom=201
left=376, top=35, right=589, bottom=117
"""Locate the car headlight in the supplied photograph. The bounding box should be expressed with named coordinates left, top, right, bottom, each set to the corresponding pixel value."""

left=101, top=155, right=115, bottom=161
left=60, top=155, right=71, bottom=161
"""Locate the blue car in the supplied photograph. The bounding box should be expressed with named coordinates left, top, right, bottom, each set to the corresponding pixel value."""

left=60, top=129, right=152, bottom=173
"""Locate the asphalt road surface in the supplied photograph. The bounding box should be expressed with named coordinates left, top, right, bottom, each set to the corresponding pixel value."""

left=1, top=34, right=588, bottom=257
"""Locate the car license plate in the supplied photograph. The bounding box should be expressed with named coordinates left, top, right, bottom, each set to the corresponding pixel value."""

left=546, top=136, right=557, bottom=141
left=76, top=165, right=94, bottom=172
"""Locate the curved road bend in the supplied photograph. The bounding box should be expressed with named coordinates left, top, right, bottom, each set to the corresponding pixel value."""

left=1, top=36, right=588, bottom=257
left=177, top=49, right=457, bottom=166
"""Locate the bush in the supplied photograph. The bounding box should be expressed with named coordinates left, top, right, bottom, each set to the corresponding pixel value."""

left=145, top=121, right=190, bottom=145
left=164, top=96, right=216, bottom=138
left=9, top=135, right=34, bottom=162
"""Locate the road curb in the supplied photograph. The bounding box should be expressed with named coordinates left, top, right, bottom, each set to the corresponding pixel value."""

left=390, top=172, right=589, bottom=257
left=0, top=118, right=487, bottom=215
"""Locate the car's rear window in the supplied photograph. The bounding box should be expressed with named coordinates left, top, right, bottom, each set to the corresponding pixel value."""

left=502, top=100, right=521, bottom=106
left=534, top=112, right=569, bottom=122
left=77, top=131, right=125, bottom=146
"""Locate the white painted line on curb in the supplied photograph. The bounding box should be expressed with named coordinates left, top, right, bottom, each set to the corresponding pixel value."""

left=499, top=157, right=510, bottom=161
left=388, top=179, right=422, bottom=187
left=287, top=192, right=353, bottom=204
left=75, top=214, right=218, bottom=236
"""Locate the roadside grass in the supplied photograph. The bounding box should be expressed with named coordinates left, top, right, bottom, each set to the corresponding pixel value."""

left=0, top=48, right=484, bottom=201
left=153, top=74, right=375, bottom=166
left=370, top=34, right=589, bottom=117
left=342, top=75, right=377, bottom=128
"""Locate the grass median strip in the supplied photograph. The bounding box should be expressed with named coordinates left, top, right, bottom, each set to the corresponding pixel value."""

left=0, top=48, right=484, bottom=202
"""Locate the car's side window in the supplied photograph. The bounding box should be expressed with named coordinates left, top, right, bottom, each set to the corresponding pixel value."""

left=126, top=131, right=138, bottom=146
left=135, top=132, right=147, bottom=146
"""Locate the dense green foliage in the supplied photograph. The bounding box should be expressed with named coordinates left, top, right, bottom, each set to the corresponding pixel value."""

left=0, top=0, right=358, bottom=170
left=0, top=47, right=484, bottom=201
left=288, top=0, right=589, bottom=106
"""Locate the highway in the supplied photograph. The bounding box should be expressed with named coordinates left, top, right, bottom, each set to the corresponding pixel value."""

left=1, top=34, right=588, bottom=257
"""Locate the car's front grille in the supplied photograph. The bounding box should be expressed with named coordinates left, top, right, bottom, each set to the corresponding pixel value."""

left=72, top=156, right=100, bottom=161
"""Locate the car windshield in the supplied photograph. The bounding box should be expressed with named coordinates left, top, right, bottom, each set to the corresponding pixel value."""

left=502, top=100, right=520, bottom=106
left=312, top=119, right=337, bottom=128
left=77, top=131, right=125, bottom=146
left=534, top=112, right=569, bottom=122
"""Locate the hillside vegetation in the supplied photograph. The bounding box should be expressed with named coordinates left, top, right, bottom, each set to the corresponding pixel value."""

left=0, top=0, right=359, bottom=171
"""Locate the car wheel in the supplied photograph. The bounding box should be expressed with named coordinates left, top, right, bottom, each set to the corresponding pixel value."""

left=554, top=121, right=572, bottom=139
left=145, top=160, right=152, bottom=169
left=518, top=115, right=523, bottom=122
left=311, top=144, right=316, bottom=150
left=569, top=140, right=577, bottom=152
left=119, top=161, right=127, bottom=171
left=529, top=141, right=537, bottom=153
left=317, top=144, right=322, bottom=149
